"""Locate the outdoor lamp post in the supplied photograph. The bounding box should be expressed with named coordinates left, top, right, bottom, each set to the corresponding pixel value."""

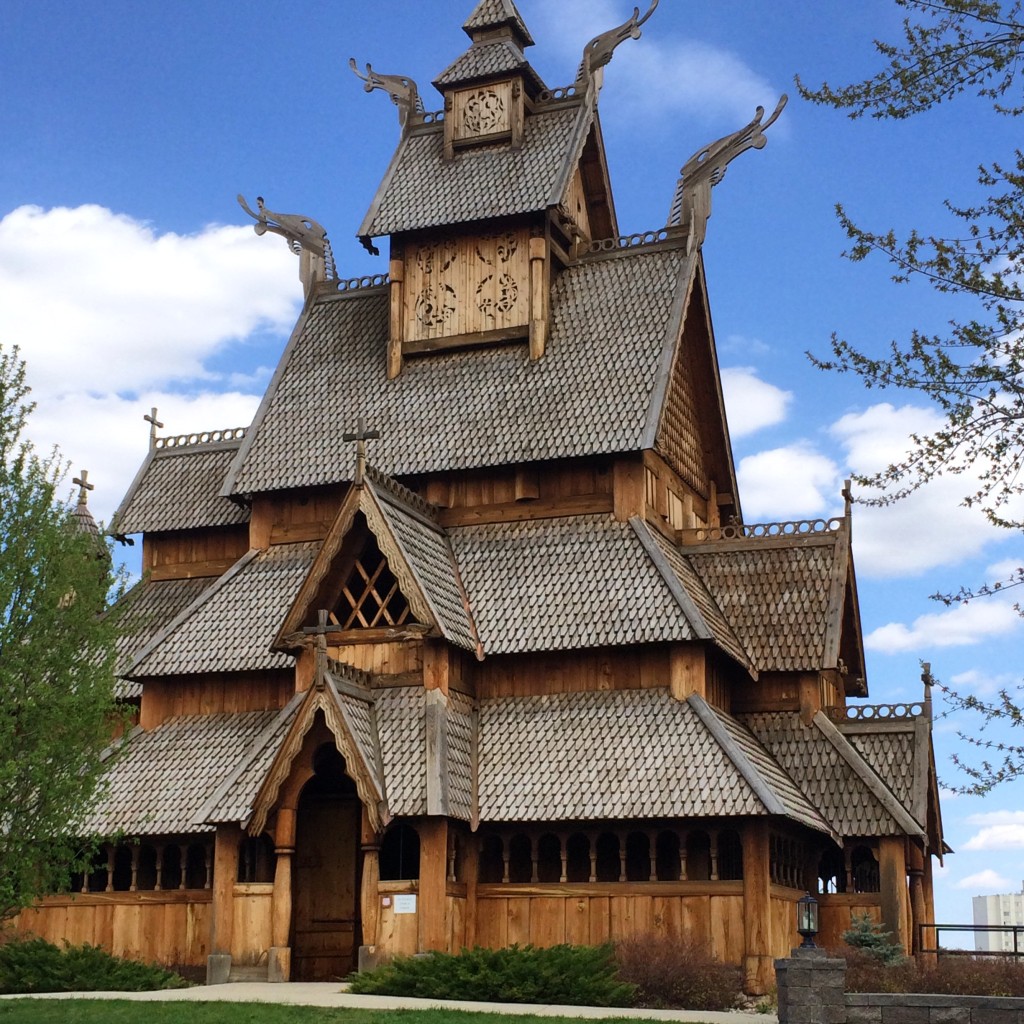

left=797, top=892, right=819, bottom=948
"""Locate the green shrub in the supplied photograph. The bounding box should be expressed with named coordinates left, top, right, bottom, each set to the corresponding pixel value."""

left=842, top=914, right=905, bottom=965
left=0, top=936, right=189, bottom=994
left=614, top=935, right=742, bottom=1010
left=349, top=943, right=634, bottom=1007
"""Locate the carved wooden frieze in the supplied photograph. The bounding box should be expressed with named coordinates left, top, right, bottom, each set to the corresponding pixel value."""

left=402, top=228, right=530, bottom=345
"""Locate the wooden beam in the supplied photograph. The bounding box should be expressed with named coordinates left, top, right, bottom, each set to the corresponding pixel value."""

left=388, top=256, right=404, bottom=379
left=210, top=824, right=241, bottom=955
left=612, top=458, right=645, bottom=522
left=669, top=646, right=706, bottom=701
left=742, top=820, right=773, bottom=996
left=418, top=819, right=449, bottom=952
left=529, top=236, right=548, bottom=361
left=879, top=836, right=909, bottom=953
left=438, top=492, right=612, bottom=528
left=403, top=325, right=528, bottom=356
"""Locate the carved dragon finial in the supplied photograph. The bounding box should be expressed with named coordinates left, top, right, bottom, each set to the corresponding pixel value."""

left=667, top=94, right=787, bottom=254
left=238, top=194, right=333, bottom=299
left=349, top=58, right=424, bottom=130
left=576, top=1, right=658, bottom=89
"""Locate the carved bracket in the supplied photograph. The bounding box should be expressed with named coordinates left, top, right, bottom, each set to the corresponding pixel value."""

left=238, top=194, right=333, bottom=299
left=667, top=94, right=788, bottom=254
left=576, top=1, right=659, bottom=89
left=349, top=58, right=424, bottom=130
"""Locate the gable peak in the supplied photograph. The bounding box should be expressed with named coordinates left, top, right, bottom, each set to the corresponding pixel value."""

left=462, top=0, right=535, bottom=47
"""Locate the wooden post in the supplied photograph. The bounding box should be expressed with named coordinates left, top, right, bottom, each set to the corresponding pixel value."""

left=419, top=819, right=449, bottom=952
left=908, top=842, right=926, bottom=956
left=269, top=806, right=296, bottom=982
left=879, top=836, right=910, bottom=953
left=211, top=825, right=242, bottom=955
left=798, top=674, right=821, bottom=725
left=249, top=498, right=273, bottom=550
left=612, top=457, right=644, bottom=521
left=742, top=820, right=773, bottom=995
left=464, top=833, right=479, bottom=948
left=670, top=646, right=706, bottom=701
left=528, top=236, right=548, bottom=361
left=388, top=256, right=405, bottom=379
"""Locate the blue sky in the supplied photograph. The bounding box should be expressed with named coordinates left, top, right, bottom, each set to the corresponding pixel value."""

left=2, top=1, right=1023, bottom=931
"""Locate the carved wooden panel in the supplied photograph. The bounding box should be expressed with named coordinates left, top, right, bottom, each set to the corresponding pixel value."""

left=403, top=228, right=530, bottom=344
left=450, top=80, right=513, bottom=144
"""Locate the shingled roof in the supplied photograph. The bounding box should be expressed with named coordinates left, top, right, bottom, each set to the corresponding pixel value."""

left=739, top=710, right=925, bottom=839
left=83, top=710, right=282, bottom=836
left=477, top=688, right=832, bottom=830
left=126, top=542, right=318, bottom=679
left=113, top=576, right=216, bottom=698
left=224, top=246, right=691, bottom=496
left=111, top=433, right=249, bottom=536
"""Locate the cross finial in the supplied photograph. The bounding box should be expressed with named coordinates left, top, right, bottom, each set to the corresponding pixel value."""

left=144, top=407, right=165, bottom=449
left=72, top=470, right=94, bottom=506
left=342, top=416, right=381, bottom=487
left=302, top=609, right=334, bottom=689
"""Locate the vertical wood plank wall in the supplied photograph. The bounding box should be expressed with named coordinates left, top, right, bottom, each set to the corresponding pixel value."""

left=15, top=894, right=212, bottom=967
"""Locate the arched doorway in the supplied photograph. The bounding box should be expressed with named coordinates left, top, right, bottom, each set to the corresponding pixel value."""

left=291, top=744, right=361, bottom=980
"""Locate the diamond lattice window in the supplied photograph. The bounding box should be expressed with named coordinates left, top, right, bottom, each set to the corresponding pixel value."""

left=335, top=535, right=412, bottom=629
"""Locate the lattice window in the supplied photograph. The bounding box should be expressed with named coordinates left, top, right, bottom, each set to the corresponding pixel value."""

left=335, top=535, right=411, bottom=629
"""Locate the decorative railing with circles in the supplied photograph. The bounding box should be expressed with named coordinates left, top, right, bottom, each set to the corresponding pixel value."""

left=579, top=229, right=673, bottom=258
left=155, top=427, right=247, bottom=450
left=828, top=702, right=927, bottom=723
left=682, top=517, right=843, bottom=544
left=335, top=273, right=390, bottom=293
left=537, top=85, right=580, bottom=103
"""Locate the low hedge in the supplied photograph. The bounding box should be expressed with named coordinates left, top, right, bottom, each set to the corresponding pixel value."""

left=0, top=936, right=189, bottom=994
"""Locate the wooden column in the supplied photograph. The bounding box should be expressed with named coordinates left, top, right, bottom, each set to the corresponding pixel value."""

left=742, top=820, right=773, bottom=995
left=269, top=807, right=296, bottom=982
left=211, top=824, right=242, bottom=954
left=613, top=457, right=644, bottom=521
left=908, top=842, right=926, bottom=956
left=388, top=256, right=405, bottom=379
left=464, top=833, right=480, bottom=948
left=920, top=851, right=937, bottom=965
left=670, top=646, right=706, bottom=701
left=360, top=807, right=381, bottom=951
left=528, top=236, right=548, bottom=361
left=879, top=836, right=910, bottom=953
left=419, top=818, right=449, bottom=952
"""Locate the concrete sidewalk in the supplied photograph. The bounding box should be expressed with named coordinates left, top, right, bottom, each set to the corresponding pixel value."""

left=0, top=982, right=777, bottom=1023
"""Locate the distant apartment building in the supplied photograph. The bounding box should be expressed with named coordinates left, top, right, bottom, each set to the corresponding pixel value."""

left=973, top=883, right=1024, bottom=953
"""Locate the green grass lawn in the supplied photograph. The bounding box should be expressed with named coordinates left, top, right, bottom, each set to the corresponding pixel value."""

left=0, top=1003, right=690, bottom=1024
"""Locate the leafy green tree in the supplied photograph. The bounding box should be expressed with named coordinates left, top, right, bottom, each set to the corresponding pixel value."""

left=799, top=1, right=1024, bottom=792
left=0, top=345, right=125, bottom=921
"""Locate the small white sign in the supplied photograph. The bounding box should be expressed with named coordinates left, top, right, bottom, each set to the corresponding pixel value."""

left=393, top=894, right=417, bottom=915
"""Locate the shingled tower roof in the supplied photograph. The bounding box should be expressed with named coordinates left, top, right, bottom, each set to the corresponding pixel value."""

left=462, top=0, right=534, bottom=45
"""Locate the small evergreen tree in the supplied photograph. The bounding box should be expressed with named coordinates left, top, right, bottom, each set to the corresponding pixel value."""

left=842, top=913, right=906, bottom=965
left=0, top=344, right=125, bottom=921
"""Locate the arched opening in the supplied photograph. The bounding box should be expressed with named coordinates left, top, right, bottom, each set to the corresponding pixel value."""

left=595, top=832, right=620, bottom=882
left=656, top=830, right=681, bottom=881
left=292, top=743, right=361, bottom=981
left=566, top=833, right=591, bottom=882
left=851, top=845, right=880, bottom=893
left=686, top=832, right=711, bottom=881
left=379, top=824, right=420, bottom=881
left=185, top=843, right=208, bottom=889
left=817, top=847, right=845, bottom=894
left=625, top=832, right=651, bottom=882
left=508, top=833, right=532, bottom=882
left=479, top=833, right=504, bottom=883
left=136, top=845, right=158, bottom=890
left=537, top=833, right=562, bottom=882
left=238, top=834, right=276, bottom=884
left=112, top=845, right=134, bottom=891
left=161, top=844, right=182, bottom=890
left=718, top=830, right=744, bottom=881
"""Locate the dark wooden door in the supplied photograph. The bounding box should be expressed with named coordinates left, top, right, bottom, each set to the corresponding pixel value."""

left=292, top=790, right=360, bottom=980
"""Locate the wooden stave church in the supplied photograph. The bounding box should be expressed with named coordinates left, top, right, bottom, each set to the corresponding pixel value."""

left=15, top=0, right=945, bottom=993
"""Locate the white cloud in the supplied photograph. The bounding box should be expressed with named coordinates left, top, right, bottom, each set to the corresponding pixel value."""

left=966, top=810, right=1024, bottom=826
left=721, top=367, right=791, bottom=438
left=865, top=598, right=1021, bottom=654
left=0, top=204, right=301, bottom=524
left=0, top=204, right=300, bottom=396
left=950, top=669, right=1023, bottom=700
left=736, top=444, right=842, bottom=521
left=954, top=869, right=1013, bottom=891
left=963, top=826, right=1024, bottom=851
left=831, top=403, right=1009, bottom=578
left=526, top=0, right=779, bottom=126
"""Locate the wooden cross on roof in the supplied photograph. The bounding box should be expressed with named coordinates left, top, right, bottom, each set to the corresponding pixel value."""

left=72, top=470, right=94, bottom=507
left=342, top=416, right=380, bottom=487
left=303, top=609, right=336, bottom=688
left=144, top=407, right=164, bottom=449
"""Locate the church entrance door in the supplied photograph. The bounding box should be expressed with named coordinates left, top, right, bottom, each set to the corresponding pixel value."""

left=291, top=746, right=361, bottom=981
